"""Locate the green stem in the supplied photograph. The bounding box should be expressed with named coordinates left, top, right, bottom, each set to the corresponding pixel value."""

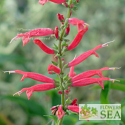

left=58, top=0, right=72, bottom=125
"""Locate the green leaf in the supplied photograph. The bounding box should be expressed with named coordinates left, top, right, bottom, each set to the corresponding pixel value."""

left=100, top=82, right=110, bottom=104
left=0, top=95, right=47, bottom=119
left=46, top=90, right=61, bottom=106
left=121, top=97, right=125, bottom=107
left=67, top=110, right=79, bottom=116
left=44, top=115, right=58, bottom=124
left=63, top=114, right=78, bottom=125
left=121, top=97, right=125, bottom=123
left=105, top=120, right=121, bottom=125
left=0, top=113, right=13, bottom=125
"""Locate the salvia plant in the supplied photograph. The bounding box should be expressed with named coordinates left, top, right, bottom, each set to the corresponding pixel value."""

left=4, top=0, right=120, bottom=124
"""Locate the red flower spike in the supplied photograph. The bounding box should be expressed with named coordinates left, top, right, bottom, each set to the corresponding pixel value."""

left=13, top=83, right=55, bottom=100
left=5, top=70, right=55, bottom=83
left=71, top=77, right=119, bottom=89
left=66, top=24, right=70, bottom=35
left=58, top=91, right=63, bottom=94
left=68, top=41, right=114, bottom=67
left=76, top=0, right=79, bottom=2
left=10, top=28, right=54, bottom=46
left=56, top=105, right=65, bottom=120
left=39, top=0, right=66, bottom=5
left=67, top=27, right=88, bottom=51
left=72, top=67, right=120, bottom=82
left=55, top=26, right=59, bottom=39
left=71, top=99, right=77, bottom=105
left=48, top=65, right=61, bottom=74
left=33, top=39, right=55, bottom=54
left=67, top=105, right=80, bottom=113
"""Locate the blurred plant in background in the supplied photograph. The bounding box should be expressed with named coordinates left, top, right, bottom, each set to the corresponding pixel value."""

left=0, top=0, right=125, bottom=125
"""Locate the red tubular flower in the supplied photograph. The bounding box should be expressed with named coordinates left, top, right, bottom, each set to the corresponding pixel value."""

left=64, top=2, right=68, bottom=7
left=48, top=65, right=61, bottom=74
left=71, top=99, right=77, bottom=105
left=70, top=4, right=74, bottom=8
left=68, top=18, right=89, bottom=32
left=57, top=13, right=65, bottom=22
left=48, top=71, right=54, bottom=74
left=51, top=106, right=57, bottom=110
left=73, top=72, right=77, bottom=76
left=67, top=27, right=88, bottom=51
left=72, top=67, right=120, bottom=82
left=67, top=105, right=80, bottom=113
left=71, top=77, right=118, bottom=89
left=64, top=90, right=69, bottom=94
left=13, top=83, right=55, bottom=100
left=58, top=91, right=62, bottom=94
left=74, top=103, right=78, bottom=106
left=68, top=18, right=84, bottom=25
left=10, top=28, right=54, bottom=46
left=69, top=66, right=74, bottom=77
left=39, top=0, right=66, bottom=5
left=66, top=24, right=70, bottom=35
left=55, top=26, right=59, bottom=39
left=68, top=41, right=114, bottom=67
left=5, top=70, right=55, bottom=83
left=56, top=105, right=65, bottom=120
left=33, top=39, right=55, bottom=54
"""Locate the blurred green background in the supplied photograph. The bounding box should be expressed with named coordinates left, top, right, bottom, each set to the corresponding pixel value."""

left=0, top=0, right=125, bottom=125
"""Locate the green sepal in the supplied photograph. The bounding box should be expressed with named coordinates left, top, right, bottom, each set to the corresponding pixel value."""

left=65, top=98, right=72, bottom=104
left=72, top=6, right=78, bottom=11
left=63, top=74, right=69, bottom=81
left=55, top=87, right=60, bottom=90
left=52, top=61, right=58, bottom=66
left=53, top=43, right=58, bottom=50
left=61, top=41, right=68, bottom=47
left=62, top=47, right=68, bottom=53
left=64, top=39, right=70, bottom=42
left=54, top=54, right=60, bottom=58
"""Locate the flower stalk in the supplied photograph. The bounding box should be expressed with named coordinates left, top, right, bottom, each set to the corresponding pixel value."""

left=58, top=0, right=73, bottom=124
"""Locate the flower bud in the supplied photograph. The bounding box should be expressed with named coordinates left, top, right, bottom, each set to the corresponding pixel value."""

left=55, top=26, right=59, bottom=39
